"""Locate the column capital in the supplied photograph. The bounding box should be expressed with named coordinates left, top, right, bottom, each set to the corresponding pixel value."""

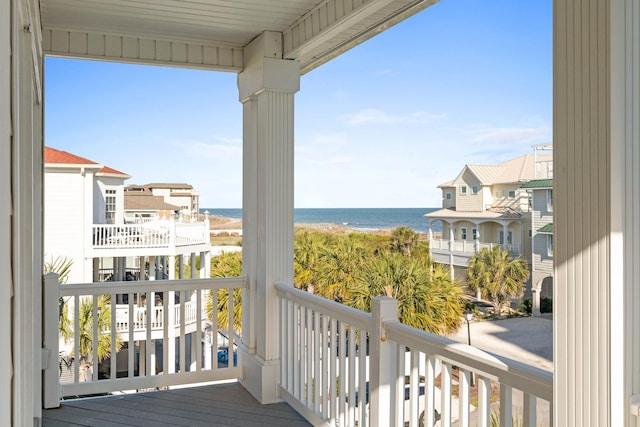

left=238, top=31, right=300, bottom=101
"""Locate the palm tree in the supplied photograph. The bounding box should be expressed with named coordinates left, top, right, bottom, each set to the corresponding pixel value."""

left=390, top=226, right=419, bottom=257
left=293, top=231, right=326, bottom=293
left=205, top=251, right=243, bottom=332
left=43, top=255, right=74, bottom=341
left=315, top=234, right=371, bottom=303
left=75, top=295, right=121, bottom=381
left=466, top=246, right=530, bottom=313
left=349, top=252, right=463, bottom=335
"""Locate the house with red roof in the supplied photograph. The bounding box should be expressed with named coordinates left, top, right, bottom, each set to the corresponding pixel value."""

left=44, top=147, right=211, bottom=284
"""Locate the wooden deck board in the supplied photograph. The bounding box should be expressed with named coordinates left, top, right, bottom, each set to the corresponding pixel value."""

left=43, top=382, right=312, bottom=427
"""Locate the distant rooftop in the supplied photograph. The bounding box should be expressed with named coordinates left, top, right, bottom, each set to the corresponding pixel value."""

left=439, top=153, right=553, bottom=188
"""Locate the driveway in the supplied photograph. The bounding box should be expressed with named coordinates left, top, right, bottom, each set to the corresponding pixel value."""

left=450, top=316, right=553, bottom=372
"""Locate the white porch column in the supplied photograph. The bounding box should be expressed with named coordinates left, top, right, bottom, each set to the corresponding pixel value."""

left=501, top=223, right=508, bottom=249
left=554, top=1, right=640, bottom=426
left=448, top=224, right=455, bottom=281
left=238, top=31, right=299, bottom=404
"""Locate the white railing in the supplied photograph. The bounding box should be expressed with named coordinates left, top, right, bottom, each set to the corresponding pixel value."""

left=275, top=283, right=552, bottom=427
left=431, top=239, right=523, bottom=256
left=113, top=300, right=202, bottom=334
left=42, top=274, right=245, bottom=405
left=91, top=219, right=209, bottom=250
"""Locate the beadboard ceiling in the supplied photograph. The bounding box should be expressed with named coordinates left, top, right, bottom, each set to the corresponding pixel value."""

left=39, top=0, right=439, bottom=73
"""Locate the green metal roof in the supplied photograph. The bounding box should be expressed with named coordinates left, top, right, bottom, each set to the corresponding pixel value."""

left=520, top=179, right=553, bottom=189
left=538, top=223, right=554, bottom=233
left=521, top=179, right=553, bottom=189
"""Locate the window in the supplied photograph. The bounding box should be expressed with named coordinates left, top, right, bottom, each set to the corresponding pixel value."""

left=507, top=231, right=513, bottom=244
left=547, top=189, right=553, bottom=212
left=460, top=185, right=467, bottom=195
left=472, top=228, right=477, bottom=240
left=472, top=185, right=479, bottom=195
left=548, top=235, right=554, bottom=256
left=105, top=189, right=116, bottom=224
left=528, top=229, right=532, bottom=238
left=461, top=227, right=467, bottom=240
left=445, top=192, right=452, bottom=200
left=508, top=190, right=516, bottom=199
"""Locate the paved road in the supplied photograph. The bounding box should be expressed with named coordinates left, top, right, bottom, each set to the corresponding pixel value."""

left=448, top=316, right=553, bottom=426
left=450, top=315, right=553, bottom=372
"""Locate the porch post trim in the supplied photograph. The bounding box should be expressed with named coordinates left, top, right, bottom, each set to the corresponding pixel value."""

left=238, top=31, right=300, bottom=404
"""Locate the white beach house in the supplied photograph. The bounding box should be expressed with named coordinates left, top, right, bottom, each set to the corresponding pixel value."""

left=2, top=1, right=640, bottom=426
left=45, top=146, right=212, bottom=284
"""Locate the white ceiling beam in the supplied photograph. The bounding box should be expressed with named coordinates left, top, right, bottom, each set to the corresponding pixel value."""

left=42, top=29, right=244, bottom=72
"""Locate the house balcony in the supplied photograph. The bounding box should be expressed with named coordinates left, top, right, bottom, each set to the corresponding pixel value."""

left=89, top=219, right=211, bottom=258
left=43, top=274, right=552, bottom=426
left=430, top=238, right=522, bottom=267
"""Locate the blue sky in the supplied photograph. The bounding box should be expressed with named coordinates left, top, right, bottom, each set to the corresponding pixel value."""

left=45, top=0, right=552, bottom=209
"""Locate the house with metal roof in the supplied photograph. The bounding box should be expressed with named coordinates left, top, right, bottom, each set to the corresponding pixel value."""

left=426, top=153, right=551, bottom=284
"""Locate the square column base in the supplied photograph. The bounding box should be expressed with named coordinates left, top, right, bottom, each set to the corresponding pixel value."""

left=239, top=346, right=281, bottom=404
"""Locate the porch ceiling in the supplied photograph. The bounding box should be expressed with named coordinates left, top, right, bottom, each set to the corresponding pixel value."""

left=39, top=0, right=439, bottom=73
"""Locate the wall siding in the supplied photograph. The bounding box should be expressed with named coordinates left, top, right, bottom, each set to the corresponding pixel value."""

left=554, top=0, right=612, bottom=425
left=44, top=171, right=89, bottom=284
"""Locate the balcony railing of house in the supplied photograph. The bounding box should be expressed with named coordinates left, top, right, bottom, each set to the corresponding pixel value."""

left=91, top=219, right=209, bottom=250
left=275, top=283, right=552, bottom=427
left=431, top=239, right=522, bottom=257
left=42, top=274, right=245, bottom=407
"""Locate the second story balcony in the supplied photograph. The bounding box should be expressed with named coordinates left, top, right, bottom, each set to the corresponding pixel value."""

left=89, top=219, right=211, bottom=258
left=430, top=238, right=522, bottom=267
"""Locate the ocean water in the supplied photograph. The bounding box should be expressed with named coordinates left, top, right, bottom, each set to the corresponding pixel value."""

left=201, top=207, right=441, bottom=234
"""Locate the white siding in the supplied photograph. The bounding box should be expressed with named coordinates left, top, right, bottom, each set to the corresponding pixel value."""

left=453, top=170, right=483, bottom=212
left=95, top=177, right=127, bottom=224
left=44, top=170, right=92, bottom=284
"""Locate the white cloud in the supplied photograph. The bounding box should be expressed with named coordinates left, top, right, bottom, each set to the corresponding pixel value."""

left=342, top=108, right=446, bottom=126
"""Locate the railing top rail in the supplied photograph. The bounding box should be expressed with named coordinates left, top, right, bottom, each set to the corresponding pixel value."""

left=274, top=282, right=372, bottom=331
left=60, top=276, right=247, bottom=297
left=384, top=319, right=553, bottom=401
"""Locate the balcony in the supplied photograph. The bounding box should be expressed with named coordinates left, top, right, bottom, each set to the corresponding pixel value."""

left=43, top=275, right=552, bottom=426
left=89, top=219, right=210, bottom=258
left=430, top=239, right=522, bottom=267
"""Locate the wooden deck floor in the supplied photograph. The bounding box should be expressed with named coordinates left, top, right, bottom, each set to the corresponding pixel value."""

left=42, top=382, right=312, bottom=427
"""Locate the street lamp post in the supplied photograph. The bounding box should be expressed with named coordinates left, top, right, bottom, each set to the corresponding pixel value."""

left=464, top=310, right=475, bottom=387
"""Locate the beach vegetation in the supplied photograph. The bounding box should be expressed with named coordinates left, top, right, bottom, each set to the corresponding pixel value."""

left=390, top=226, right=419, bottom=257
left=206, top=251, right=243, bottom=332
left=208, top=226, right=464, bottom=335
left=466, top=246, right=530, bottom=314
